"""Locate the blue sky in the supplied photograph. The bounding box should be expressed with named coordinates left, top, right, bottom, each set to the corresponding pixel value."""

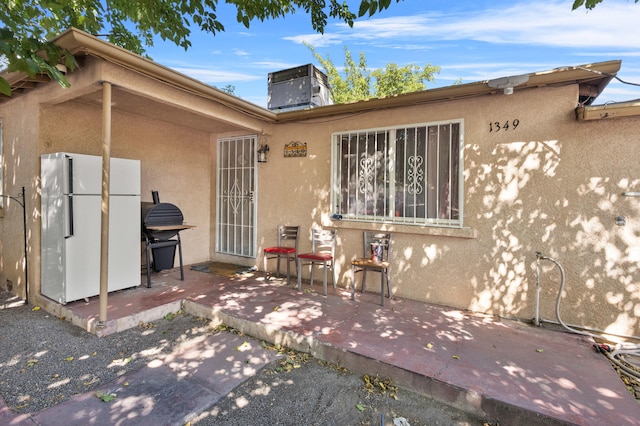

left=146, top=0, right=640, bottom=108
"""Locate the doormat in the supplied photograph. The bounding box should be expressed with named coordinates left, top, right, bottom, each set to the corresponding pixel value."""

left=191, top=261, right=257, bottom=278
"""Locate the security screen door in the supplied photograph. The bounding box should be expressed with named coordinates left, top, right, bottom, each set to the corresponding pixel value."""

left=216, top=136, right=257, bottom=257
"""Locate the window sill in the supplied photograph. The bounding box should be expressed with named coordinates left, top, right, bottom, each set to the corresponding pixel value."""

left=321, top=218, right=477, bottom=239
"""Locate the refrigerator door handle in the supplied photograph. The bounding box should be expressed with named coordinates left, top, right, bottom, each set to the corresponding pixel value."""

left=66, top=155, right=74, bottom=194
left=65, top=195, right=74, bottom=238
left=65, top=155, right=74, bottom=238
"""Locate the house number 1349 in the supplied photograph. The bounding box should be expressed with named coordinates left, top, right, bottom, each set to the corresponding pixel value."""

left=489, top=119, right=519, bottom=132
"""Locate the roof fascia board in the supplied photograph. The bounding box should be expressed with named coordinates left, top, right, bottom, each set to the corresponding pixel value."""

left=576, top=100, right=640, bottom=121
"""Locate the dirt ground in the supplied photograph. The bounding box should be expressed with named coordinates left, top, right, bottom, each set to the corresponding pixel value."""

left=191, top=347, right=490, bottom=426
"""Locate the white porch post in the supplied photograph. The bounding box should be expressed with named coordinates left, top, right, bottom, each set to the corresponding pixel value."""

left=98, top=81, right=112, bottom=325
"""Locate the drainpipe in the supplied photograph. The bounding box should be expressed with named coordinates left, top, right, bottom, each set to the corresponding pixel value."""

left=98, top=81, right=112, bottom=327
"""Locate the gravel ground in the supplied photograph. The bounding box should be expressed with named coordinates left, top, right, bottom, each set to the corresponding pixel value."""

left=0, top=289, right=214, bottom=414
left=1, top=289, right=489, bottom=425
left=193, top=355, right=486, bottom=426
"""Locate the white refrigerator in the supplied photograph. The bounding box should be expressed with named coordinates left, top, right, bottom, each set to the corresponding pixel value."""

left=41, top=152, right=141, bottom=304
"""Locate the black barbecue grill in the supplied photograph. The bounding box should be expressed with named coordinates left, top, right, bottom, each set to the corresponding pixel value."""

left=141, top=195, right=192, bottom=288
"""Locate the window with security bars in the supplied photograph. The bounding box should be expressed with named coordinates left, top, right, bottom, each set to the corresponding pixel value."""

left=331, top=120, right=463, bottom=226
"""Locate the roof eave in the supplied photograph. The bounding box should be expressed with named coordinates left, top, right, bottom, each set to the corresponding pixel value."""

left=275, top=60, right=622, bottom=122
left=576, top=100, right=640, bottom=121
left=1, top=28, right=276, bottom=122
left=52, top=28, right=276, bottom=121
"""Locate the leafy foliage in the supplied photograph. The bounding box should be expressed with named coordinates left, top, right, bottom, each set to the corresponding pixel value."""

left=219, top=84, right=236, bottom=95
left=372, top=63, right=439, bottom=98
left=0, top=0, right=403, bottom=96
left=572, top=0, right=638, bottom=10
left=307, top=43, right=440, bottom=103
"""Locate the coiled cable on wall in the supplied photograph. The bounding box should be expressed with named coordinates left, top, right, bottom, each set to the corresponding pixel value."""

left=536, top=252, right=640, bottom=381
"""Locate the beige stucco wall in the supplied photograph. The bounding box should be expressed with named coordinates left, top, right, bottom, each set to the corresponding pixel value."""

left=263, top=84, right=640, bottom=338
left=39, top=100, right=212, bottom=265
left=0, top=91, right=40, bottom=300
left=1, top=53, right=639, bottom=338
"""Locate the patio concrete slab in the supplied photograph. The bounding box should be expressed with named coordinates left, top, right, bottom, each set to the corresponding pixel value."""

left=22, top=267, right=640, bottom=425
left=30, top=332, right=283, bottom=426
left=0, top=396, right=32, bottom=425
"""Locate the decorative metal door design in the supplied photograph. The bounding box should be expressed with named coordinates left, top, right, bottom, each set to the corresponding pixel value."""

left=216, top=136, right=257, bottom=257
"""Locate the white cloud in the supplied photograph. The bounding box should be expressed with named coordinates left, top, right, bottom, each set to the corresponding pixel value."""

left=371, top=43, right=441, bottom=51
left=172, top=67, right=261, bottom=83
left=283, top=33, right=344, bottom=47
left=576, top=51, right=640, bottom=58
left=291, top=1, right=640, bottom=50
left=434, top=3, right=634, bottom=49
left=234, top=49, right=250, bottom=57
left=433, top=59, right=592, bottom=85
left=597, top=83, right=640, bottom=103
left=253, top=61, right=300, bottom=70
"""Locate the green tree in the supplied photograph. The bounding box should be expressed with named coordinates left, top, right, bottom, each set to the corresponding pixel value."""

left=307, top=44, right=440, bottom=103
left=310, top=45, right=369, bottom=104
left=219, top=84, right=236, bottom=95
left=372, top=63, right=439, bottom=98
left=0, top=0, right=404, bottom=96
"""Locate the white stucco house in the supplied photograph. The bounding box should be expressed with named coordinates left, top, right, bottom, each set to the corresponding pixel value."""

left=1, top=28, right=640, bottom=338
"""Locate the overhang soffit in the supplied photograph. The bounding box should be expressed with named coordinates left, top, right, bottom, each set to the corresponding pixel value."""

left=68, top=86, right=254, bottom=134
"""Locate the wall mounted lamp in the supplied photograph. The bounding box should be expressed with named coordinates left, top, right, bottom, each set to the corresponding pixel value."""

left=257, top=143, right=270, bottom=163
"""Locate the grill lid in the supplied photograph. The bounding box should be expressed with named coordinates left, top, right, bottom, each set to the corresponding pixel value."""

left=141, top=202, right=185, bottom=241
left=142, top=202, right=184, bottom=227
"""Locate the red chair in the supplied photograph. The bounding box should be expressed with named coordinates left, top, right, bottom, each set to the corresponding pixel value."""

left=351, top=232, right=392, bottom=306
left=263, top=225, right=299, bottom=285
left=297, top=229, right=337, bottom=296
